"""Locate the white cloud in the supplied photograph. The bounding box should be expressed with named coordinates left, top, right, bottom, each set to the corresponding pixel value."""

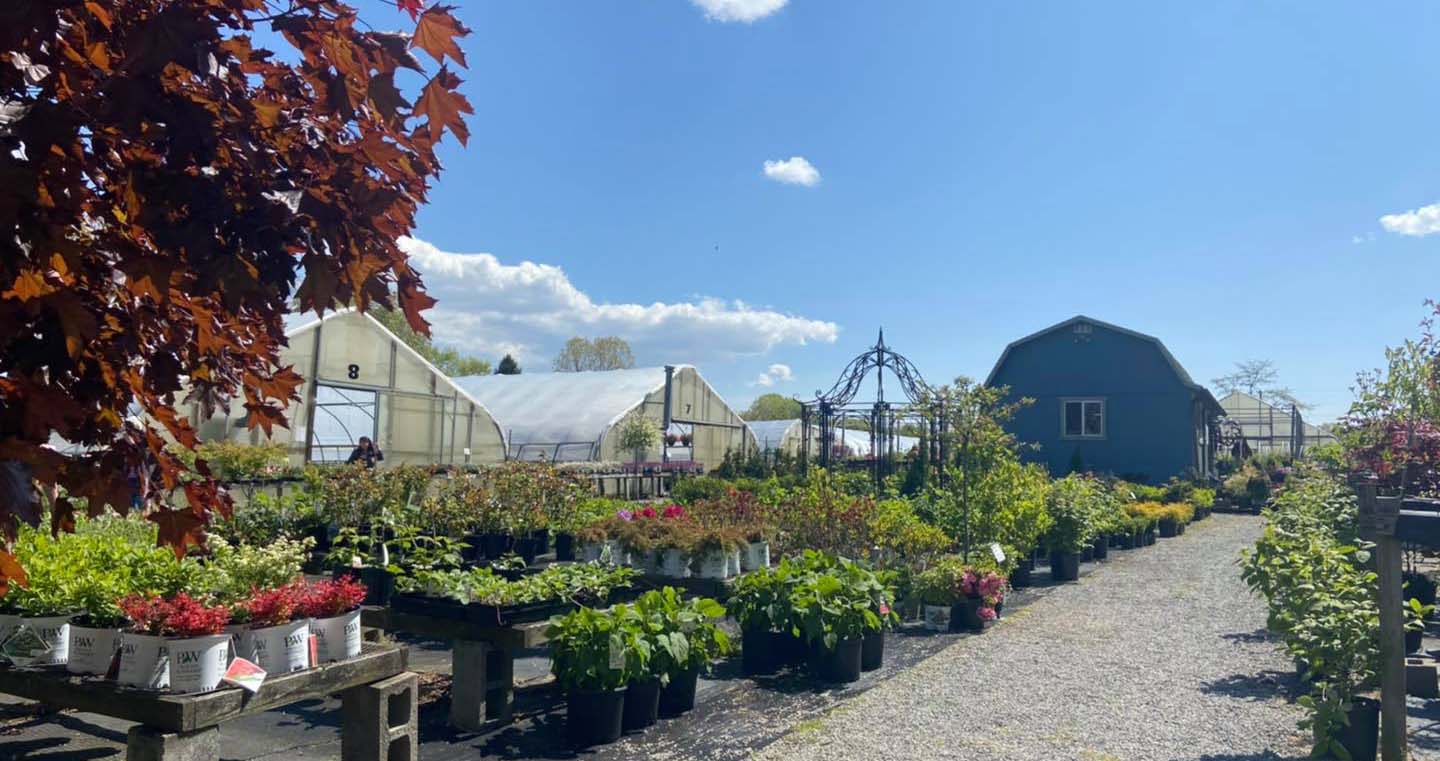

left=398, top=237, right=838, bottom=368
left=691, top=0, right=788, bottom=23
left=762, top=156, right=821, bottom=187
left=753, top=363, right=794, bottom=387
left=1381, top=202, right=1440, bottom=237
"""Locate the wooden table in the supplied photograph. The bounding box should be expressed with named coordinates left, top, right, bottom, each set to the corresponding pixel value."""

left=362, top=606, right=549, bottom=732
left=0, top=641, right=413, bottom=761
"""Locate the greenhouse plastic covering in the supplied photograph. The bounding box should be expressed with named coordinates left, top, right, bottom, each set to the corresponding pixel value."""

left=454, top=367, right=678, bottom=460
left=748, top=419, right=800, bottom=452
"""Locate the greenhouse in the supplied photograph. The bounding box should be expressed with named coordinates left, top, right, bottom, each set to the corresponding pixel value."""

left=453, top=365, right=756, bottom=465
left=186, top=309, right=508, bottom=466
left=748, top=418, right=807, bottom=454
left=1218, top=390, right=1337, bottom=458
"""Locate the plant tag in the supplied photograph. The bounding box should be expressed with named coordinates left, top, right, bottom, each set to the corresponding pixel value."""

left=990, top=543, right=1005, bottom=564
left=308, top=634, right=319, bottom=668
left=223, top=657, right=267, bottom=693
left=878, top=602, right=891, bottom=616
left=1, top=626, right=49, bottom=667
left=608, top=634, right=625, bottom=671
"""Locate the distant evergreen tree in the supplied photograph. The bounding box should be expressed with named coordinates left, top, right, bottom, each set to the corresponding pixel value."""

left=496, top=354, right=521, bottom=375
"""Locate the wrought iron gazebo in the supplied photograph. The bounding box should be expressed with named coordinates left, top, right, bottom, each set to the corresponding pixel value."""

left=799, top=330, right=947, bottom=485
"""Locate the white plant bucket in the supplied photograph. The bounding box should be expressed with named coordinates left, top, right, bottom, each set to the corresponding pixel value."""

left=742, top=541, right=770, bottom=572
left=637, top=550, right=662, bottom=575
left=603, top=540, right=630, bottom=566
left=167, top=634, right=230, bottom=695
left=118, top=633, right=170, bottom=690
left=66, top=624, right=121, bottom=675
left=580, top=543, right=604, bottom=563
left=660, top=549, right=691, bottom=578
left=922, top=604, right=952, bottom=632
left=19, top=615, right=72, bottom=666
left=695, top=551, right=728, bottom=580
left=239, top=620, right=311, bottom=673
left=726, top=549, right=742, bottom=578
left=311, top=609, right=362, bottom=663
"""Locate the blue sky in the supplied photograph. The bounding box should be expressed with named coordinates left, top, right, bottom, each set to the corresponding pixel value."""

left=351, top=0, right=1440, bottom=422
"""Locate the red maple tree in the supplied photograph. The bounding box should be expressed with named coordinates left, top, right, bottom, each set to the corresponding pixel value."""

left=0, top=0, right=473, bottom=575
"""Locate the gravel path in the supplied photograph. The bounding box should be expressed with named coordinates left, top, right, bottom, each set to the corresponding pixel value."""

left=756, top=514, right=1312, bottom=761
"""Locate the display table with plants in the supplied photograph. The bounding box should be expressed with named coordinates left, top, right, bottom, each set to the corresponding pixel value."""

left=0, top=640, right=413, bottom=761
left=364, top=561, right=636, bottom=731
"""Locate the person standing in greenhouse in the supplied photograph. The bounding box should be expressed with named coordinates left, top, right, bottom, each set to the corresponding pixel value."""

left=347, top=437, right=385, bottom=469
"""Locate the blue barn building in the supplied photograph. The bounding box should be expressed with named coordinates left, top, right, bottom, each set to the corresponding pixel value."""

left=985, top=316, right=1222, bottom=483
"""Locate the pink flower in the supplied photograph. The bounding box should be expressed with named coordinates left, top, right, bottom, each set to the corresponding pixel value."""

left=978, top=605, right=997, bottom=621
left=639, top=506, right=658, bottom=520
left=662, top=504, right=686, bottom=520
left=960, top=570, right=979, bottom=597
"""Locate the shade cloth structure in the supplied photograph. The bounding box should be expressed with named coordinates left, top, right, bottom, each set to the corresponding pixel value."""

left=186, top=309, right=507, bottom=466
left=826, top=427, right=921, bottom=458
left=453, top=366, right=756, bottom=465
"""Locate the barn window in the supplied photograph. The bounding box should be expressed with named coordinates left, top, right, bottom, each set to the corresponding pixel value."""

left=1062, top=399, right=1105, bottom=438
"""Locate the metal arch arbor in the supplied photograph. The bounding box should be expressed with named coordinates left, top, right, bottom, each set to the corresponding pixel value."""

left=800, top=330, right=947, bottom=486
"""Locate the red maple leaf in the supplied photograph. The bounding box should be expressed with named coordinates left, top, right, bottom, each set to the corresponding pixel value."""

left=397, top=0, right=425, bottom=22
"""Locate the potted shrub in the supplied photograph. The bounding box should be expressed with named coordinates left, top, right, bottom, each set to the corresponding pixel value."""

left=956, top=568, right=1004, bottom=632
left=740, top=525, right=771, bottom=573
left=789, top=562, right=876, bottom=684
left=67, top=577, right=129, bottom=676
left=913, top=559, right=961, bottom=632
left=634, top=589, right=732, bottom=717
left=300, top=576, right=368, bottom=663
left=547, top=606, right=633, bottom=747
left=1045, top=505, right=1087, bottom=583
left=239, top=582, right=311, bottom=673
left=862, top=584, right=898, bottom=672
left=729, top=565, right=797, bottom=675
left=691, top=527, right=741, bottom=580
left=118, top=594, right=231, bottom=694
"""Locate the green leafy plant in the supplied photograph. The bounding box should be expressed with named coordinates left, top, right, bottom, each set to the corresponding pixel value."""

left=547, top=605, right=646, bottom=691
left=633, top=588, right=733, bottom=682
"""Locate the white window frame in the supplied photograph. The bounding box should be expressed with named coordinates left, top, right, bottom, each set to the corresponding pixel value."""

left=1061, top=398, right=1106, bottom=439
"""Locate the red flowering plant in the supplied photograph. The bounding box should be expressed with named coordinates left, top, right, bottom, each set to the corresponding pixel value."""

left=661, top=504, right=687, bottom=520
left=957, top=567, right=1006, bottom=619
left=298, top=577, right=368, bottom=619
left=118, top=594, right=230, bottom=638
left=246, top=582, right=306, bottom=628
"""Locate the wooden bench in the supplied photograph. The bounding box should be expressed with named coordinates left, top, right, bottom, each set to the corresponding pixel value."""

left=0, top=641, right=413, bottom=761
left=361, top=606, right=549, bottom=732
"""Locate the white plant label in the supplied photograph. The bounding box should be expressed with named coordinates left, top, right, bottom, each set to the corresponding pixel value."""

left=990, top=543, right=1006, bottom=564
left=608, top=634, right=625, bottom=671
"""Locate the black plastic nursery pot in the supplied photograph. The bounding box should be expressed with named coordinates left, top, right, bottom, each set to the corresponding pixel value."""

left=1408, top=628, right=1424, bottom=655
left=1009, top=559, right=1034, bottom=589
left=1158, top=518, right=1178, bottom=538
left=807, top=637, right=863, bottom=684
left=1050, top=552, right=1080, bottom=582
left=555, top=532, right=577, bottom=562
left=481, top=532, right=513, bottom=560
left=1092, top=537, right=1109, bottom=561
left=1177, top=521, right=1187, bottom=535
left=1117, top=532, right=1136, bottom=550
left=531, top=529, right=552, bottom=555
left=516, top=536, right=542, bottom=565
left=1080, top=545, right=1094, bottom=563
left=621, top=679, right=661, bottom=732
left=334, top=567, right=393, bottom=606
left=1144, top=529, right=1157, bottom=546
left=742, top=626, right=784, bottom=675
left=568, top=687, right=626, bottom=747
left=950, top=598, right=990, bottom=633
left=659, top=668, right=699, bottom=717
left=861, top=630, right=885, bottom=671
left=1338, top=696, right=1379, bottom=761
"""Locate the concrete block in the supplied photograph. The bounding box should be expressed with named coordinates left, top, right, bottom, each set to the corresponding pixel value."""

left=342, top=671, right=418, bottom=761
left=126, top=725, right=220, bottom=761
left=449, top=639, right=489, bottom=732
